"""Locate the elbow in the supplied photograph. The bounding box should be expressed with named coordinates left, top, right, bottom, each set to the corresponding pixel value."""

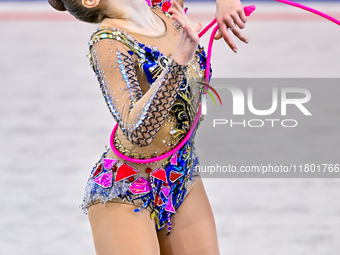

left=118, top=122, right=154, bottom=147
left=120, top=117, right=157, bottom=147
left=129, top=129, right=154, bottom=147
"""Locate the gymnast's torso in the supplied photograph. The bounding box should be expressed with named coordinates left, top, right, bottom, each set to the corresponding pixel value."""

left=87, top=5, right=211, bottom=178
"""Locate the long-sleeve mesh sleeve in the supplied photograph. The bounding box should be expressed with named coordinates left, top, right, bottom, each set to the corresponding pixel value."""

left=91, top=38, right=188, bottom=147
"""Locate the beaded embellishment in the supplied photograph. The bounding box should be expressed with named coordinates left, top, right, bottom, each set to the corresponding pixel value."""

left=80, top=126, right=202, bottom=236
left=147, top=0, right=182, bottom=34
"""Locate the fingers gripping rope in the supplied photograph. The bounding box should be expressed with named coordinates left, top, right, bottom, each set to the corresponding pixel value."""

left=200, top=0, right=340, bottom=94
left=198, top=5, right=255, bottom=94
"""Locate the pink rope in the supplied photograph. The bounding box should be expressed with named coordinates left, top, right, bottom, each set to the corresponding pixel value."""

left=274, top=0, right=340, bottom=26
left=203, top=25, right=219, bottom=92
left=110, top=106, right=202, bottom=164
left=111, top=1, right=340, bottom=164
left=198, top=18, right=217, bottom=38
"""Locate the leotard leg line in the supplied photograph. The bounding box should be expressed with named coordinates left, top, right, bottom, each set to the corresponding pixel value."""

left=80, top=132, right=201, bottom=232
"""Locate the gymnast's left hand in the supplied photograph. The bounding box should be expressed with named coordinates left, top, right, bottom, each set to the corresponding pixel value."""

left=215, top=0, right=249, bottom=53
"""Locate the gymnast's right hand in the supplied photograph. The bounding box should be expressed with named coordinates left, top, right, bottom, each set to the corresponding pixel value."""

left=168, top=0, right=202, bottom=66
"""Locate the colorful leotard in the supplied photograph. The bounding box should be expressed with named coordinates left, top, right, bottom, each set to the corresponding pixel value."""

left=80, top=2, right=212, bottom=236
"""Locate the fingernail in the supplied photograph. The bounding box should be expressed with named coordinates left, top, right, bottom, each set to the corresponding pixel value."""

left=246, top=39, right=249, bottom=43
left=233, top=48, right=238, bottom=53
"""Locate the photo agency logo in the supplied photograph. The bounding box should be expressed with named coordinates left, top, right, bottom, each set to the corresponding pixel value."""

left=198, top=81, right=223, bottom=114
left=204, top=80, right=312, bottom=128
left=195, top=79, right=339, bottom=178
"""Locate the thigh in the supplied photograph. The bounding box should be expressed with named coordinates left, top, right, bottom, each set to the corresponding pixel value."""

left=157, top=177, right=220, bottom=255
left=88, top=201, right=161, bottom=255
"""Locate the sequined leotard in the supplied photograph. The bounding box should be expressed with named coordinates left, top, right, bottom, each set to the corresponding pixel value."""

left=80, top=3, right=212, bottom=235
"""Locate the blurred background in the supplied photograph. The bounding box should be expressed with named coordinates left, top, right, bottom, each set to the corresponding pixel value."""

left=1, top=0, right=340, bottom=254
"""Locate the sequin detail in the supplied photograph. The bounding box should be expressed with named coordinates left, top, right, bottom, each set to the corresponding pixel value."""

left=88, top=28, right=189, bottom=147
left=80, top=131, right=202, bottom=235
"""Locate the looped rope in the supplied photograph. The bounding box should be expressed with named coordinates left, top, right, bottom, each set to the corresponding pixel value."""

left=110, top=5, right=256, bottom=164
left=110, top=0, right=340, bottom=164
